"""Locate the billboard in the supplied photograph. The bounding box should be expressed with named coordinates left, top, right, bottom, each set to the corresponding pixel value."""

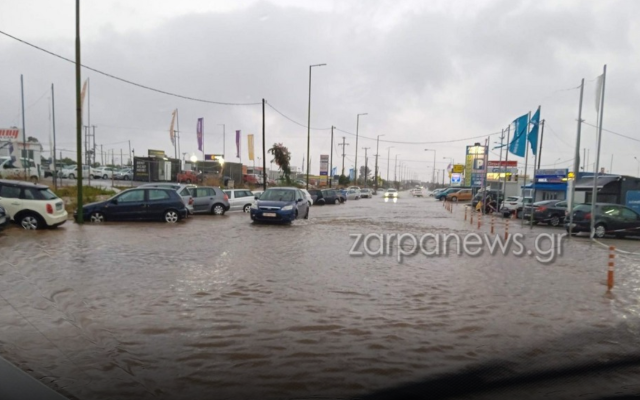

left=452, top=164, right=464, bottom=173
left=450, top=173, right=462, bottom=186
left=148, top=149, right=165, bottom=157
left=464, top=144, right=487, bottom=187
left=534, top=169, right=568, bottom=183
left=0, top=128, right=20, bottom=140
left=626, top=190, right=640, bottom=214
left=319, top=155, right=329, bottom=176
left=204, top=154, right=223, bottom=161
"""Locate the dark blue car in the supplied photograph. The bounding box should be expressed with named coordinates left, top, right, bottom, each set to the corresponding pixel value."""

left=250, top=187, right=309, bottom=223
left=75, top=187, right=188, bottom=223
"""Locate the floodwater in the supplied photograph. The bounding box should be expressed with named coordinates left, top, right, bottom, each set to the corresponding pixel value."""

left=1, top=193, right=640, bottom=399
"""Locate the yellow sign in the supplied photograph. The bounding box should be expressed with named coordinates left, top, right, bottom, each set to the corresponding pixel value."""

left=568, top=171, right=575, bottom=180
left=452, top=164, right=464, bottom=173
left=247, top=134, right=255, bottom=161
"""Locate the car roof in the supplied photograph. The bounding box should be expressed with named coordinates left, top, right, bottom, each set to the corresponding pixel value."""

left=266, top=187, right=298, bottom=190
left=0, top=179, right=49, bottom=189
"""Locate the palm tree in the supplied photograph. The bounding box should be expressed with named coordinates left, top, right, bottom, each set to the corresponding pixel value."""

left=268, top=143, right=292, bottom=183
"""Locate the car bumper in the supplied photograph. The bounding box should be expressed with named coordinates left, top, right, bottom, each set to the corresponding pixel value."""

left=250, top=208, right=295, bottom=222
left=44, top=212, right=68, bottom=227
left=0, top=214, right=7, bottom=230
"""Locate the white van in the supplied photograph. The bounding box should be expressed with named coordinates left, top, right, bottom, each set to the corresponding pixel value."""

left=0, top=158, right=40, bottom=182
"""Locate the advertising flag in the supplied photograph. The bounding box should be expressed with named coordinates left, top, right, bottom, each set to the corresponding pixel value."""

left=528, top=108, right=540, bottom=156
left=169, top=109, right=177, bottom=146
left=508, top=114, right=528, bottom=157
left=236, top=130, right=241, bottom=159
left=319, top=155, right=329, bottom=176
left=595, top=74, right=604, bottom=112
left=196, top=118, right=203, bottom=151
left=247, top=134, right=255, bottom=161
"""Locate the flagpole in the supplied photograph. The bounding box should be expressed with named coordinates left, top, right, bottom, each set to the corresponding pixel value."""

left=521, top=111, right=531, bottom=226
left=176, top=109, right=181, bottom=166
left=202, top=118, right=205, bottom=160
left=530, top=106, right=541, bottom=229
left=502, top=124, right=510, bottom=207
left=590, top=65, right=607, bottom=238
left=569, top=79, right=585, bottom=238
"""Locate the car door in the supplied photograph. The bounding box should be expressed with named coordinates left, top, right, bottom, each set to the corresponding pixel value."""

left=619, top=207, right=640, bottom=235
left=223, top=190, right=237, bottom=210
left=0, top=184, right=23, bottom=219
left=192, top=187, right=214, bottom=213
left=295, top=190, right=308, bottom=217
left=146, top=189, right=173, bottom=220
left=109, top=189, right=147, bottom=220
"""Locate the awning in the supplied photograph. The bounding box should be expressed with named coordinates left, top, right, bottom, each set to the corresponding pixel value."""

left=575, top=175, right=620, bottom=190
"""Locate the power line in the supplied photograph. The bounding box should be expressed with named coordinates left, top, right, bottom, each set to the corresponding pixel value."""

left=582, top=121, right=640, bottom=144
left=0, top=29, right=261, bottom=106
left=265, top=102, right=331, bottom=130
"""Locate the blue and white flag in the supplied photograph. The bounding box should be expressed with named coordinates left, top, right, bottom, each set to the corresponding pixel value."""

left=528, top=108, right=540, bottom=156
left=509, top=113, right=528, bottom=157
left=332, top=167, right=337, bottom=176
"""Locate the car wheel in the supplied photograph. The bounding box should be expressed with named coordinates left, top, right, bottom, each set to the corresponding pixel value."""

left=103, top=174, right=108, bottom=179
left=186, top=179, right=192, bottom=184
left=124, top=176, right=130, bottom=180
left=68, top=173, right=75, bottom=180
left=549, top=215, right=560, bottom=227
left=304, top=208, right=309, bottom=220
left=212, top=204, right=226, bottom=215
left=164, top=210, right=179, bottom=223
left=90, top=211, right=105, bottom=223
left=20, top=213, right=41, bottom=230
left=333, top=198, right=339, bottom=205
left=451, top=196, right=458, bottom=202
left=243, top=204, right=251, bottom=213
left=594, top=223, right=606, bottom=238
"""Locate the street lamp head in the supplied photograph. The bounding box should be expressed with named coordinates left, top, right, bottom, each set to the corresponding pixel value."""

left=190, top=154, right=198, bottom=163
left=311, top=63, right=327, bottom=67
left=358, top=113, right=368, bottom=117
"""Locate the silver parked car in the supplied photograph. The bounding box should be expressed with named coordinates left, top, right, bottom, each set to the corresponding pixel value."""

left=188, top=186, right=230, bottom=215
left=223, top=189, right=255, bottom=213
left=115, top=168, right=133, bottom=180
left=139, top=183, right=196, bottom=214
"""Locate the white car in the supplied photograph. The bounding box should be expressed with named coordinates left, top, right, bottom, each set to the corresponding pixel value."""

left=500, top=196, right=533, bottom=218
left=0, top=158, right=40, bottom=182
left=94, top=167, right=117, bottom=179
left=300, top=189, right=314, bottom=206
left=384, top=188, right=399, bottom=198
left=359, top=188, right=372, bottom=198
left=0, top=179, right=68, bottom=229
left=223, top=189, right=256, bottom=213
left=410, top=188, right=425, bottom=197
left=60, top=165, right=99, bottom=180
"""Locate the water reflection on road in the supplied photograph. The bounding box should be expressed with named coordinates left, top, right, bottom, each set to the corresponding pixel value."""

left=1, top=194, right=639, bottom=399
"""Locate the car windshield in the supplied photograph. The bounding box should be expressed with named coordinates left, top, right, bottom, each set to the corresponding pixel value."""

left=38, top=188, right=58, bottom=200
left=260, top=189, right=295, bottom=201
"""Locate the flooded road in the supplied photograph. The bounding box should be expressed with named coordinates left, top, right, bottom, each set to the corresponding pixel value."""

left=1, top=193, right=640, bottom=399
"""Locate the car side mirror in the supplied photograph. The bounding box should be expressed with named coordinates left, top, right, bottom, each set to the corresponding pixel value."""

left=297, top=198, right=303, bottom=202
left=254, top=195, right=259, bottom=200
left=111, top=198, right=118, bottom=204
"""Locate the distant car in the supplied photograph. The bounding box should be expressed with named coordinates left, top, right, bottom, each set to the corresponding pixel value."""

left=320, top=189, right=342, bottom=205
left=114, top=168, right=133, bottom=180
left=300, top=189, right=314, bottom=206
left=243, top=174, right=262, bottom=185
left=500, top=196, right=533, bottom=218
left=75, top=187, right=188, bottom=223
left=94, top=167, right=117, bottom=179
left=522, top=200, right=568, bottom=226
left=0, top=179, right=68, bottom=229
left=59, top=165, right=98, bottom=180
left=430, top=188, right=444, bottom=197
left=346, top=189, right=360, bottom=200
left=471, top=190, right=504, bottom=209
left=335, top=189, right=347, bottom=203
left=446, top=188, right=473, bottom=202
left=190, top=186, right=230, bottom=215
left=308, top=189, right=323, bottom=204
left=139, top=183, right=196, bottom=214
left=177, top=170, right=202, bottom=184
left=223, top=189, right=255, bottom=213
left=360, top=188, right=372, bottom=199
left=410, top=188, right=425, bottom=197
left=250, top=187, right=309, bottom=223
left=0, top=206, right=8, bottom=231
left=383, top=188, right=398, bottom=198
left=434, top=188, right=462, bottom=201
left=566, top=203, right=640, bottom=238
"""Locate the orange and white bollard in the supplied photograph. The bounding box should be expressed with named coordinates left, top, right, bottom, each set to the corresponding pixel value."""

left=470, top=211, right=474, bottom=225
left=490, top=214, right=495, bottom=234
left=464, top=207, right=468, bottom=221
left=477, top=212, right=482, bottom=229
left=504, top=218, right=510, bottom=240
left=607, top=246, right=616, bottom=292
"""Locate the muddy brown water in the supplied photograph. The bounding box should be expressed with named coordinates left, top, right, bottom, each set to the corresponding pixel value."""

left=1, top=194, right=640, bottom=399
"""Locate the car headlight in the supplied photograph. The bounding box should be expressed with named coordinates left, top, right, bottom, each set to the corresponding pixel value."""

left=281, top=205, right=294, bottom=211
left=251, top=202, right=258, bottom=209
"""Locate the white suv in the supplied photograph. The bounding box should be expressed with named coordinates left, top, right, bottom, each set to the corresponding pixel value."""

left=223, top=189, right=256, bottom=213
left=500, top=196, right=533, bottom=218
left=0, top=179, right=68, bottom=229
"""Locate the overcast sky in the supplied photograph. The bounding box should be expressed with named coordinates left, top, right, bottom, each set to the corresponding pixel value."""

left=1, top=0, right=639, bottom=179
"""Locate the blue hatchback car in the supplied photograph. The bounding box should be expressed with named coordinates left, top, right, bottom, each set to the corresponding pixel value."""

left=250, top=187, right=309, bottom=223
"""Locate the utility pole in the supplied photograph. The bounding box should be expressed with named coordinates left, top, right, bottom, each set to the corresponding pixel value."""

left=128, top=140, right=132, bottom=166
left=262, top=99, right=266, bottom=191
left=92, top=125, right=96, bottom=166
left=100, top=144, right=103, bottom=166
left=75, top=0, right=84, bottom=223
left=362, top=147, right=370, bottom=188
left=394, top=155, right=398, bottom=189
left=338, top=137, right=349, bottom=177
left=51, top=83, right=57, bottom=190
left=387, top=146, right=394, bottom=186
left=355, top=113, right=367, bottom=185
left=329, top=126, right=334, bottom=188
left=374, top=135, right=384, bottom=194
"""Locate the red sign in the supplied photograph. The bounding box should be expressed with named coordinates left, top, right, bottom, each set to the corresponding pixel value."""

left=488, top=160, right=517, bottom=167
left=0, top=129, right=20, bottom=139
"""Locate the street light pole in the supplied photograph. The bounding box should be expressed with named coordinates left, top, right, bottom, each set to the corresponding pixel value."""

left=355, top=113, right=367, bottom=185
left=634, top=157, right=639, bottom=177
left=387, top=146, right=394, bottom=186
left=362, top=147, right=370, bottom=188
left=424, top=149, right=436, bottom=187
left=394, top=154, right=398, bottom=189
left=306, top=63, right=326, bottom=190
left=374, top=135, right=384, bottom=194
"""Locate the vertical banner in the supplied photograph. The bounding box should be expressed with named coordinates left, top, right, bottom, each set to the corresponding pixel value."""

left=465, top=144, right=487, bottom=187
left=169, top=109, right=177, bottom=145
left=236, top=130, right=241, bottom=159
left=319, top=155, right=329, bottom=176
left=247, top=134, right=255, bottom=161
left=197, top=118, right=203, bottom=151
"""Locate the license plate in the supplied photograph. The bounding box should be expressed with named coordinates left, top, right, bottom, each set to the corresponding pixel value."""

left=56, top=202, right=63, bottom=211
left=263, top=212, right=276, bottom=217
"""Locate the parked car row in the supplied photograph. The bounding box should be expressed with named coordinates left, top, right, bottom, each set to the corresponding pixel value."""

left=57, top=165, right=134, bottom=180
left=0, top=179, right=68, bottom=230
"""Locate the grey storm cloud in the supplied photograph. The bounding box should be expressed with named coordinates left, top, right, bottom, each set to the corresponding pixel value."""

left=0, top=0, right=638, bottom=177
